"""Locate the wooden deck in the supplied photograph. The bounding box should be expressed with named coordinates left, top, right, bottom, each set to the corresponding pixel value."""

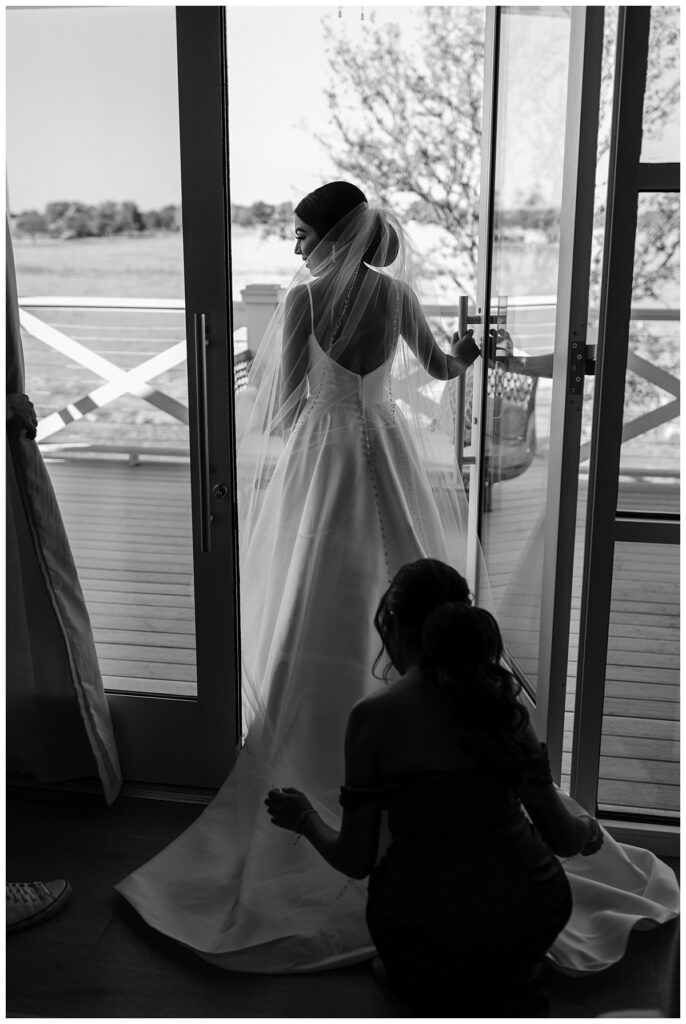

left=45, top=456, right=198, bottom=697
left=482, top=457, right=679, bottom=819
left=45, top=453, right=678, bottom=818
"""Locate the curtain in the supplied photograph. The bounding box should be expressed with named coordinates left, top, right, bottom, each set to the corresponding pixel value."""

left=6, top=218, right=122, bottom=804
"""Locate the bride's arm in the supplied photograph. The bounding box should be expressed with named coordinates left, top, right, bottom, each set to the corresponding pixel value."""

left=399, top=284, right=480, bottom=380
left=280, top=287, right=309, bottom=424
left=265, top=699, right=383, bottom=879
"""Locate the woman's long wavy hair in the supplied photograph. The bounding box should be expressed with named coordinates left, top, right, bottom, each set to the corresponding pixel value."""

left=373, top=558, right=530, bottom=778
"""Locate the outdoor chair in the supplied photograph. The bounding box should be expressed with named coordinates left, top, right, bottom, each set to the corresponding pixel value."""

left=233, top=348, right=254, bottom=392
left=440, top=362, right=539, bottom=511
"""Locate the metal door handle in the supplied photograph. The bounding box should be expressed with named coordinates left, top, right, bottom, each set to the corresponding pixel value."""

left=455, top=295, right=469, bottom=473
left=194, top=313, right=211, bottom=553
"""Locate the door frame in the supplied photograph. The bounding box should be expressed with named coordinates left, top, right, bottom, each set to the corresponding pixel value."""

left=472, top=6, right=604, bottom=779
left=108, top=7, right=240, bottom=787
left=570, top=7, right=680, bottom=827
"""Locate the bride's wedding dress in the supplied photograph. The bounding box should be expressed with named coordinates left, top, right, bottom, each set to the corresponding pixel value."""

left=116, top=331, right=454, bottom=971
left=116, top=205, right=677, bottom=975
left=116, top=329, right=678, bottom=975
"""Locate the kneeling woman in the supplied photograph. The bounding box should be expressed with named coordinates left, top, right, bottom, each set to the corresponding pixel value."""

left=266, top=558, right=602, bottom=1017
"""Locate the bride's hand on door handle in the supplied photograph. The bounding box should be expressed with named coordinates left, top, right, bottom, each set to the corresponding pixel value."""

left=450, top=328, right=481, bottom=365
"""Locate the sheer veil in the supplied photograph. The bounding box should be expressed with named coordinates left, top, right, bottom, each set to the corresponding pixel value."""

left=234, top=202, right=479, bottom=744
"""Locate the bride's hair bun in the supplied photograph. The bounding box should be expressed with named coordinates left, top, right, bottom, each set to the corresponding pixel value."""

left=363, top=212, right=400, bottom=267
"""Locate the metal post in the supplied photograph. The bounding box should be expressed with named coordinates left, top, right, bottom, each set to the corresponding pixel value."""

left=467, top=5, right=500, bottom=598
left=455, top=295, right=469, bottom=475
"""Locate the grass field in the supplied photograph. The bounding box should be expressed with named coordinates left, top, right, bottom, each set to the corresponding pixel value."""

left=14, top=228, right=303, bottom=300
left=12, top=224, right=564, bottom=301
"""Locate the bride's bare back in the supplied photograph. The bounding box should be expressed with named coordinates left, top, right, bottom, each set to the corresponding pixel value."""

left=309, top=269, right=399, bottom=376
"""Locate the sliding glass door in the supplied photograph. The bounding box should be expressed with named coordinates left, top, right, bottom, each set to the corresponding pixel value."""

left=8, top=7, right=239, bottom=785
left=471, top=7, right=604, bottom=776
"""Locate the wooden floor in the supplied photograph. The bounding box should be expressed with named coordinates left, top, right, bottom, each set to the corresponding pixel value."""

left=44, top=452, right=679, bottom=819
left=6, top=786, right=680, bottom=1019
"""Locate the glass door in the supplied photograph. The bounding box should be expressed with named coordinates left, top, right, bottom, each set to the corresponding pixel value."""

left=471, top=7, right=604, bottom=776
left=571, top=8, right=680, bottom=826
left=7, top=7, right=238, bottom=786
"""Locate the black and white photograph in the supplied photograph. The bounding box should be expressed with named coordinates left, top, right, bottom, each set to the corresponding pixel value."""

left=5, top=2, right=680, bottom=1018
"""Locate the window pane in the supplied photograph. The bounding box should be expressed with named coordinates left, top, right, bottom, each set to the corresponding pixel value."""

left=597, top=542, right=679, bottom=818
left=7, top=7, right=197, bottom=698
left=620, top=192, right=680, bottom=514
left=641, top=7, right=680, bottom=163
left=478, top=6, right=572, bottom=696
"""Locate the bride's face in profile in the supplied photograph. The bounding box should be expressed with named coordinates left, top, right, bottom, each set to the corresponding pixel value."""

left=294, top=215, right=322, bottom=267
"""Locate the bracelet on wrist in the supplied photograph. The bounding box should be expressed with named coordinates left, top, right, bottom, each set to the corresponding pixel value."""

left=294, top=808, right=318, bottom=834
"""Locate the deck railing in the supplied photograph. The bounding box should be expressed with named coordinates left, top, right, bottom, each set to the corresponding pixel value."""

left=19, top=291, right=678, bottom=818
left=18, top=290, right=680, bottom=475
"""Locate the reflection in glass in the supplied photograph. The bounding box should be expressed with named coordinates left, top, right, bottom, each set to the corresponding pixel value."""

left=477, top=7, right=571, bottom=696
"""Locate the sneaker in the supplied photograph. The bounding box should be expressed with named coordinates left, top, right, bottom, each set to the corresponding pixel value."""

left=6, top=880, right=72, bottom=934
left=371, top=955, right=390, bottom=987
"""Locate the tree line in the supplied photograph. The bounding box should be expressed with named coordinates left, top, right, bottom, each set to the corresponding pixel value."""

left=11, top=199, right=297, bottom=241
left=12, top=200, right=181, bottom=240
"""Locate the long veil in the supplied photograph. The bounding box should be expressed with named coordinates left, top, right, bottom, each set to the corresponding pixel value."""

left=234, top=202, right=480, bottom=746
left=115, top=202, right=679, bottom=973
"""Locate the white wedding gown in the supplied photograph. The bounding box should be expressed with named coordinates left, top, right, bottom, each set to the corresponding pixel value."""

left=116, top=331, right=678, bottom=974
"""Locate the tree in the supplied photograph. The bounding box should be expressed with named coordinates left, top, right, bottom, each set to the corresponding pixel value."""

left=60, top=202, right=97, bottom=239
left=115, top=200, right=145, bottom=234
left=14, top=210, right=48, bottom=242
left=322, top=7, right=485, bottom=298
left=143, top=208, right=165, bottom=231
left=158, top=204, right=181, bottom=231
left=94, top=200, right=120, bottom=236
left=591, top=7, right=680, bottom=305
left=45, top=201, right=71, bottom=223
left=322, top=7, right=679, bottom=304
left=250, top=200, right=276, bottom=225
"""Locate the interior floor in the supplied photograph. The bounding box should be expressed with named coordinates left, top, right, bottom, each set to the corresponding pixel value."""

left=6, top=786, right=679, bottom=1018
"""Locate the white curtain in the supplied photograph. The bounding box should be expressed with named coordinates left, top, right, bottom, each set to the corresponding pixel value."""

left=6, top=218, right=121, bottom=804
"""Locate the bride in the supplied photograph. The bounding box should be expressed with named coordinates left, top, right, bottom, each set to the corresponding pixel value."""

left=116, top=181, right=678, bottom=975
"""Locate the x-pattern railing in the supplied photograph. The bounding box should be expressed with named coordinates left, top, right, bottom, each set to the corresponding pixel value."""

left=21, top=308, right=189, bottom=442
left=18, top=297, right=680, bottom=468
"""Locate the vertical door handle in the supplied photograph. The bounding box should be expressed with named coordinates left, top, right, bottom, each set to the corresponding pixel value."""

left=194, top=313, right=211, bottom=553
left=455, top=295, right=469, bottom=473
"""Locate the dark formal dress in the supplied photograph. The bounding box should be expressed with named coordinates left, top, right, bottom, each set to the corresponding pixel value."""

left=341, top=744, right=572, bottom=1017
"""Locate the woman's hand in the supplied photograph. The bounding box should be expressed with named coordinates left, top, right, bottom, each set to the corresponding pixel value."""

left=265, top=787, right=317, bottom=834
left=579, top=814, right=604, bottom=856
left=489, top=327, right=514, bottom=357
left=7, top=393, right=38, bottom=439
left=450, top=328, right=480, bottom=365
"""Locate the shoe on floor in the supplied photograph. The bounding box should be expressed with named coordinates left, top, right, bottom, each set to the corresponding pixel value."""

left=371, top=955, right=390, bottom=987
left=6, top=880, right=72, bottom=934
